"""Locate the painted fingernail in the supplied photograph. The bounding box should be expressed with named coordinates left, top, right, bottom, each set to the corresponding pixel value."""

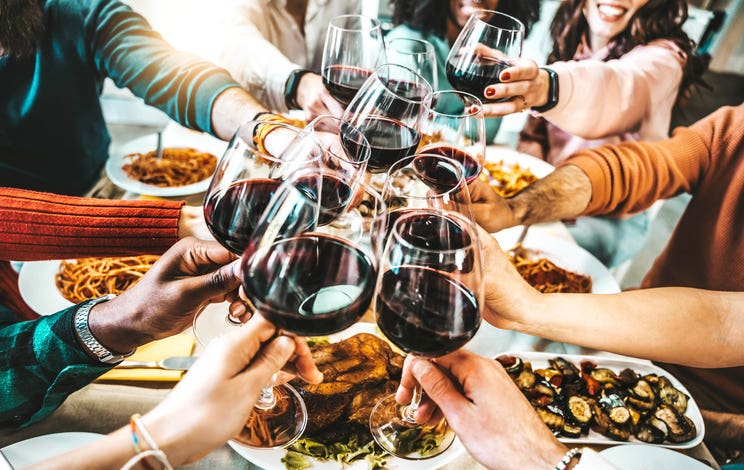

left=501, top=71, right=511, bottom=81
left=484, top=87, right=496, bottom=98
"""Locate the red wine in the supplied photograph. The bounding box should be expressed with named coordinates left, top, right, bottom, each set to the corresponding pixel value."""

left=417, top=144, right=482, bottom=184
left=204, top=178, right=281, bottom=254
left=356, top=116, right=420, bottom=173
left=446, top=58, right=511, bottom=104
left=377, top=267, right=480, bottom=356
left=242, top=234, right=376, bottom=336
left=296, top=174, right=353, bottom=226
left=373, top=210, right=476, bottom=272
left=322, top=65, right=373, bottom=106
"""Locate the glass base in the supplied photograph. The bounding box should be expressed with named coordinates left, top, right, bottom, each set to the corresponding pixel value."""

left=192, top=304, right=242, bottom=349
left=369, top=393, right=455, bottom=460
left=233, top=383, right=308, bottom=449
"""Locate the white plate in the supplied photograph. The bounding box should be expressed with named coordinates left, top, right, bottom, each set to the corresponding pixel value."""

left=485, top=146, right=555, bottom=178
left=17, top=260, right=73, bottom=315
left=105, top=131, right=227, bottom=197
left=229, top=322, right=466, bottom=470
left=1, top=432, right=104, bottom=468
left=600, top=444, right=711, bottom=469
left=494, top=227, right=621, bottom=294
left=498, top=352, right=705, bottom=450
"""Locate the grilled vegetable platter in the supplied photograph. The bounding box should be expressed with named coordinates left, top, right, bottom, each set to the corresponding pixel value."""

left=495, top=352, right=704, bottom=449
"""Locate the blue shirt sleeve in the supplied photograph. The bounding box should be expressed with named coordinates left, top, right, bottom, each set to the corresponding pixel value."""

left=85, top=0, right=239, bottom=135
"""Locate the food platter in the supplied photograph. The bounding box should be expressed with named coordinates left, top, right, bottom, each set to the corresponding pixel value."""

left=599, top=444, right=711, bottom=468
left=228, top=322, right=466, bottom=469
left=105, top=130, right=227, bottom=197
left=17, top=260, right=73, bottom=315
left=496, top=351, right=704, bottom=450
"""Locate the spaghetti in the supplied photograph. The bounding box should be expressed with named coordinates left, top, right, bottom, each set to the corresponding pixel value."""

left=483, top=160, right=538, bottom=198
left=121, top=147, right=217, bottom=187
left=55, top=255, right=159, bottom=304
left=509, top=246, right=592, bottom=293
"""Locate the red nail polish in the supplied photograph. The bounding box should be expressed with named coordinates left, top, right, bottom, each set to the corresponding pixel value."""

left=485, top=88, right=495, bottom=97
left=501, top=72, right=511, bottom=81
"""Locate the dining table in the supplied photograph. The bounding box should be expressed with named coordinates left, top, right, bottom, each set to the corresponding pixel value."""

left=0, top=124, right=723, bottom=469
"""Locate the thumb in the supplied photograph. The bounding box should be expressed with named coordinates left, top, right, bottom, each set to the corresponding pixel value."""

left=242, top=335, right=296, bottom=384
left=411, top=358, right=471, bottom=422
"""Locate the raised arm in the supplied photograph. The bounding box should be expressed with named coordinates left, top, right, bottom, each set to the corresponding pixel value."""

left=479, top=229, right=744, bottom=368
left=88, top=1, right=265, bottom=141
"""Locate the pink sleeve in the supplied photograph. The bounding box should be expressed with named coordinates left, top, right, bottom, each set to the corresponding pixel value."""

left=540, top=40, right=685, bottom=140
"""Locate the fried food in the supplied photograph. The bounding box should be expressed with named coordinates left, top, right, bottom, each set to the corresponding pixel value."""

left=483, top=160, right=538, bottom=197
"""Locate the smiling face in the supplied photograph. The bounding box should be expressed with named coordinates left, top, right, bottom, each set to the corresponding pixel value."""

left=449, top=0, right=500, bottom=29
left=582, top=0, right=650, bottom=50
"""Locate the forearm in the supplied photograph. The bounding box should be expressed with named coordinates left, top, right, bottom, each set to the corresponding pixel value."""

left=701, top=410, right=744, bottom=449
left=515, top=288, right=744, bottom=368
left=508, top=164, right=592, bottom=225
left=0, top=187, right=183, bottom=261
left=209, top=87, right=267, bottom=141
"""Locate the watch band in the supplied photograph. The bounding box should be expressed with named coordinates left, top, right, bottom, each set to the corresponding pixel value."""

left=74, top=294, right=135, bottom=364
left=284, top=69, right=312, bottom=110
left=532, top=67, right=559, bottom=113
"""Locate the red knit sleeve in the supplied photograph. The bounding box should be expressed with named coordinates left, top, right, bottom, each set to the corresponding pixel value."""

left=0, top=188, right=186, bottom=261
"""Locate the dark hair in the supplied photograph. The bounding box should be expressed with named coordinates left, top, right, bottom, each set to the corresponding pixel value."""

left=548, top=0, right=708, bottom=105
left=0, top=0, right=45, bottom=59
left=392, top=0, right=541, bottom=38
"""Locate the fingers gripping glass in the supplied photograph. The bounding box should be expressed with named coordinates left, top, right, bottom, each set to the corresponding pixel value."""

left=446, top=10, right=524, bottom=103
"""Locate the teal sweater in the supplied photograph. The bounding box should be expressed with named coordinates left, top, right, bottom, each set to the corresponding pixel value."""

left=0, top=0, right=239, bottom=195
left=386, top=25, right=502, bottom=143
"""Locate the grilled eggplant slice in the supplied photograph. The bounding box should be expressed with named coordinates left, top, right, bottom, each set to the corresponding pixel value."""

left=536, top=407, right=564, bottom=431
left=608, top=406, right=631, bottom=425
left=551, top=357, right=580, bottom=383
left=590, top=368, right=620, bottom=386
left=567, top=396, right=593, bottom=424
left=631, top=379, right=656, bottom=401
left=516, top=363, right=536, bottom=390
left=659, top=384, right=689, bottom=414
left=561, top=422, right=583, bottom=438
left=654, top=405, right=692, bottom=438
left=496, top=355, right=524, bottom=375
left=605, top=424, right=631, bottom=441
left=636, top=417, right=668, bottom=443
left=668, top=416, right=697, bottom=443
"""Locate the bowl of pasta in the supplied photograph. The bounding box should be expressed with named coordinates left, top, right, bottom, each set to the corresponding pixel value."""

left=106, top=130, right=226, bottom=197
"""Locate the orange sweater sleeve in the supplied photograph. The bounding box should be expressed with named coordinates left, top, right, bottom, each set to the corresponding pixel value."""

left=0, top=187, right=185, bottom=261
left=560, top=106, right=744, bottom=217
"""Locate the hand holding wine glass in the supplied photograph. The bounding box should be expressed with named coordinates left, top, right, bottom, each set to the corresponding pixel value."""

left=369, top=210, right=484, bottom=459
left=446, top=10, right=524, bottom=104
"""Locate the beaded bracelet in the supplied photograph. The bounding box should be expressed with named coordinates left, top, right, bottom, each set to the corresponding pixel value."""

left=555, top=447, right=581, bottom=470
left=123, top=414, right=174, bottom=470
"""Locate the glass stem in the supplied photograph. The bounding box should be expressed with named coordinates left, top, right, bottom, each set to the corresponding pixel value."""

left=403, top=384, right=422, bottom=424
left=255, top=373, right=279, bottom=410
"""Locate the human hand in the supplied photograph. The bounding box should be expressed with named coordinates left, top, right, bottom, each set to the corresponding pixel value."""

left=467, top=178, right=519, bottom=232
left=141, top=315, right=320, bottom=465
left=398, top=351, right=568, bottom=470
left=177, top=205, right=214, bottom=241
left=88, top=237, right=241, bottom=354
left=296, top=73, right=345, bottom=121
left=481, top=58, right=550, bottom=117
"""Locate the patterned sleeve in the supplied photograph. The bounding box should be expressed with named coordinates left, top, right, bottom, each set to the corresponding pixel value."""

left=0, top=305, right=112, bottom=428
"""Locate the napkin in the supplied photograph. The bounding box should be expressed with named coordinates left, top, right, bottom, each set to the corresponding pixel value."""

left=97, top=334, right=195, bottom=382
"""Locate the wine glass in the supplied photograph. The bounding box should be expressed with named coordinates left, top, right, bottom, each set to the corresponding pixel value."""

left=236, top=168, right=387, bottom=448
left=417, top=90, right=486, bottom=183
left=373, top=153, right=475, bottom=254
left=369, top=210, right=484, bottom=459
left=445, top=10, right=524, bottom=103
left=197, top=120, right=322, bottom=337
left=385, top=37, right=438, bottom=91
left=299, top=115, right=370, bottom=230
left=343, top=63, right=433, bottom=174
left=321, top=14, right=387, bottom=107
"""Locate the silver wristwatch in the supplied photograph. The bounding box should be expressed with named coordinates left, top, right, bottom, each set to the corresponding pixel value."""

left=74, top=294, right=135, bottom=364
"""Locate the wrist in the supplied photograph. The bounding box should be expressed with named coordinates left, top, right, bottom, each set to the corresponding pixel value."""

left=86, top=297, right=150, bottom=355
left=531, top=67, right=559, bottom=113
left=284, top=69, right=312, bottom=110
